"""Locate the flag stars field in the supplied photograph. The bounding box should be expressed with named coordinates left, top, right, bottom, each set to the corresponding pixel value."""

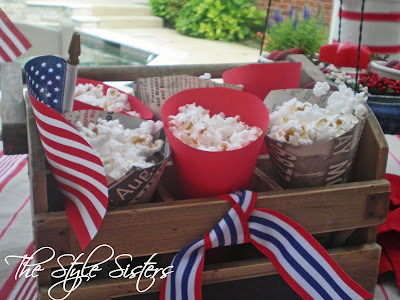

left=24, top=56, right=68, bottom=113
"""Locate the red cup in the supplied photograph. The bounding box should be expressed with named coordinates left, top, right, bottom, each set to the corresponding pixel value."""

left=222, top=62, right=302, bottom=101
left=73, top=78, right=153, bottom=120
left=161, top=87, right=269, bottom=199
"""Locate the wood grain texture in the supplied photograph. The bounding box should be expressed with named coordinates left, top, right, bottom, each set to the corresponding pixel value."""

left=37, top=243, right=380, bottom=300
left=77, top=64, right=248, bottom=82
left=350, top=105, right=388, bottom=181
left=0, top=62, right=28, bottom=154
left=33, top=177, right=389, bottom=269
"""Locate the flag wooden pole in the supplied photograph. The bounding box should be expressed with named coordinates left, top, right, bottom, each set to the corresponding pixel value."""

left=62, top=32, right=80, bottom=113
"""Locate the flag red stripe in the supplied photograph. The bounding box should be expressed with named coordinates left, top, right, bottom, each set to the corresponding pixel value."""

left=64, top=199, right=92, bottom=249
left=57, top=180, right=104, bottom=228
left=33, top=111, right=94, bottom=149
left=30, top=97, right=79, bottom=129
left=0, top=44, right=12, bottom=62
left=37, top=132, right=107, bottom=175
left=43, top=150, right=108, bottom=205
left=0, top=9, right=31, bottom=50
left=0, top=26, right=22, bottom=57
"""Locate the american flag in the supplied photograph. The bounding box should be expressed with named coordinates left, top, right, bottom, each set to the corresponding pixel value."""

left=25, top=56, right=109, bottom=250
left=24, top=55, right=66, bottom=112
left=161, top=190, right=372, bottom=300
left=0, top=8, right=31, bottom=62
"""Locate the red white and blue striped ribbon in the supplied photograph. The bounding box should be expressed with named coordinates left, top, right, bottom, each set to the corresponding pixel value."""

left=160, top=190, right=372, bottom=300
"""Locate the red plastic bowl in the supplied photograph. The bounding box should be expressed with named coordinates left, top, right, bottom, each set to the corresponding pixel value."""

left=73, top=78, right=153, bottom=120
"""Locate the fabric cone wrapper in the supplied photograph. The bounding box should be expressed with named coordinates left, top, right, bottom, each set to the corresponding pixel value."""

left=73, top=78, right=154, bottom=120
left=222, top=62, right=302, bottom=100
left=264, top=89, right=366, bottom=189
left=65, top=110, right=171, bottom=206
left=161, top=87, right=269, bottom=199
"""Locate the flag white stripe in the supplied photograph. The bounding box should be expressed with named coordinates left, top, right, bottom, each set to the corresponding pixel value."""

left=45, top=156, right=108, bottom=198
left=40, top=138, right=105, bottom=177
left=35, top=118, right=95, bottom=154
left=174, top=240, right=204, bottom=300
left=250, top=222, right=343, bottom=299
left=53, top=173, right=106, bottom=218
left=0, top=36, right=17, bottom=60
left=251, top=234, right=323, bottom=300
left=60, top=189, right=98, bottom=239
left=187, top=247, right=204, bottom=300
left=0, top=18, right=28, bottom=53
left=228, top=209, right=244, bottom=244
left=32, top=106, right=89, bottom=139
left=251, top=210, right=362, bottom=299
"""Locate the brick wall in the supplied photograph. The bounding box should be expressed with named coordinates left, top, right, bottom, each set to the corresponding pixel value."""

left=255, top=0, right=334, bottom=25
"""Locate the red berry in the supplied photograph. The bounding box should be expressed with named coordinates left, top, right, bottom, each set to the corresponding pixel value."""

left=393, top=63, right=400, bottom=70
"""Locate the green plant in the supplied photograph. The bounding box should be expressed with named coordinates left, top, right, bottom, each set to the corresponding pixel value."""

left=265, top=7, right=328, bottom=59
left=149, top=0, right=185, bottom=27
left=175, top=0, right=265, bottom=41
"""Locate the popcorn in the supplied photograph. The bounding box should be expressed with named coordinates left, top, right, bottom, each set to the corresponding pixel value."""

left=313, top=81, right=330, bottom=97
left=168, top=103, right=263, bottom=151
left=199, top=72, right=212, bottom=80
left=268, top=82, right=367, bottom=145
left=75, top=119, right=164, bottom=180
left=74, top=83, right=142, bottom=118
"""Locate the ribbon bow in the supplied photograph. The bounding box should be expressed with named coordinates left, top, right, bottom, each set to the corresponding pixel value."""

left=161, top=190, right=372, bottom=300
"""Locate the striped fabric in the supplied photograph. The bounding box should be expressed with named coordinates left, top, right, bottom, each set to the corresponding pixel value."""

left=29, top=94, right=109, bottom=250
left=0, top=9, right=31, bottom=62
left=161, top=190, right=372, bottom=300
left=0, top=242, right=37, bottom=300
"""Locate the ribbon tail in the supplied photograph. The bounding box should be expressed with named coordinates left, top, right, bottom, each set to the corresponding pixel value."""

left=249, top=208, right=373, bottom=300
left=161, top=239, right=206, bottom=300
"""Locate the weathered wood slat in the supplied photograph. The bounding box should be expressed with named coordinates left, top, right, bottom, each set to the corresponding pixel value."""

left=0, top=62, right=27, bottom=154
left=350, top=105, right=388, bottom=181
left=77, top=63, right=248, bottom=82
left=33, top=177, right=389, bottom=269
left=38, top=243, right=381, bottom=300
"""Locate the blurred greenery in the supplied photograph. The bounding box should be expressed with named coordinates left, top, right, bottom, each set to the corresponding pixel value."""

left=265, top=8, right=328, bottom=59
left=149, top=0, right=185, bottom=27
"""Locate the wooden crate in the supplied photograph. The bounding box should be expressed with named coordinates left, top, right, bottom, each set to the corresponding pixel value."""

left=0, top=58, right=390, bottom=300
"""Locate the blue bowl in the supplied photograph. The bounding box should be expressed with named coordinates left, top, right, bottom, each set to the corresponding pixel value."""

left=367, top=95, right=400, bottom=134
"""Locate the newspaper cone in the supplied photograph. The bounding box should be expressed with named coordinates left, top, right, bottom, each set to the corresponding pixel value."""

left=222, top=62, right=302, bottom=100
left=264, top=89, right=366, bottom=189
left=73, top=78, right=154, bottom=120
left=161, top=87, right=269, bottom=199
left=65, top=110, right=171, bottom=205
